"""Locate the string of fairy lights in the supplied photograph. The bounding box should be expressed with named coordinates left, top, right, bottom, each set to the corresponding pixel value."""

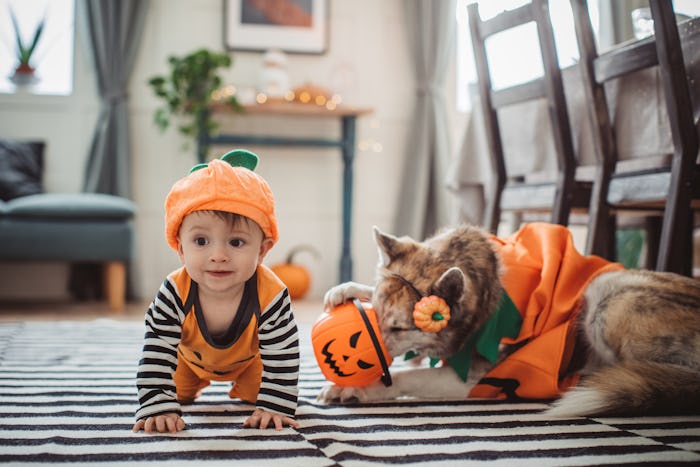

left=211, top=84, right=344, bottom=110
left=210, top=84, right=383, bottom=153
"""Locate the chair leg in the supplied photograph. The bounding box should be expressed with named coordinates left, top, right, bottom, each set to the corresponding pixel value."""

left=644, top=217, right=661, bottom=271
left=655, top=165, right=694, bottom=275
left=483, top=183, right=503, bottom=235
left=585, top=163, right=614, bottom=259
left=551, top=176, right=573, bottom=227
left=605, top=214, right=617, bottom=263
left=586, top=208, right=615, bottom=260
left=656, top=210, right=693, bottom=276
left=103, top=261, right=126, bottom=313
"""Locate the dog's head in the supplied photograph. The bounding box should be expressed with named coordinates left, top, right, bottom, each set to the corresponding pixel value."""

left=370, top=225, right=502, bottom=359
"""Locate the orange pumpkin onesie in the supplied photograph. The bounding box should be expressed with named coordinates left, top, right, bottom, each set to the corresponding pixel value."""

left=173, top=265, right=272, bottom=405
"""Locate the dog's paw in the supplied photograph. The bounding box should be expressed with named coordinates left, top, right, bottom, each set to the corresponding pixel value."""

left=323, top=282, right=374, bottom=309
left=316, top=384, right=367, bottom=404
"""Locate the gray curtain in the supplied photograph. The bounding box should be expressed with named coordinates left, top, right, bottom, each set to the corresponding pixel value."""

left=70, top=0, right=147, bottom=300
left=82, top=0, right=148, bottom=196
left=394, top=0, right=456, bottom=240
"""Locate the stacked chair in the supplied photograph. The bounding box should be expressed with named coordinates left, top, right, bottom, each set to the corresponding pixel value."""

left=570, top=0, right=699, bottom=275
left=467, top=0, right=593, bottom=234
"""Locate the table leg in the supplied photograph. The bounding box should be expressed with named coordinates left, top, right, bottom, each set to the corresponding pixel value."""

left=197, top=113, right=210, bottom=164
left=340, top=116, right=356, bottom=283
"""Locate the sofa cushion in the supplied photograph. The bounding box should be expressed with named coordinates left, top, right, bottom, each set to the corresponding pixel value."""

left=3, top=193, right=135, bottom=220
left=0, top=220, right=133, bottom=261
left=0, top=140, right=44, bottom=201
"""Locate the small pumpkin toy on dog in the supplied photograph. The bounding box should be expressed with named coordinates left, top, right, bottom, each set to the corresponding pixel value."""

left=413, top=295, right=451, bottom=333
left=311, top=299, right=393, bottom=387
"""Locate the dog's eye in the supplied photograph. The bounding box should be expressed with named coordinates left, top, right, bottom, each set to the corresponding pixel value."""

left=389, top=327, right=409, bottom=332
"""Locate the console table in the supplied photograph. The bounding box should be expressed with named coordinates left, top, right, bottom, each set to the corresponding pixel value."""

left=199, top=100, right=373, bottom=283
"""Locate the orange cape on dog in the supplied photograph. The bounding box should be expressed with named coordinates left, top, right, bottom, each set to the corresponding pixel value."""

left=465, top=223, right=623, bottom=400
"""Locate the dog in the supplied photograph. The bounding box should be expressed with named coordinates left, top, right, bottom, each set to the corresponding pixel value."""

left=316, top=223, right=700, bottom=417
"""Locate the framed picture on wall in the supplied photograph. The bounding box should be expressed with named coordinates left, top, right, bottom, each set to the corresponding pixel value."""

left=224, top=0, right=328, bottom=54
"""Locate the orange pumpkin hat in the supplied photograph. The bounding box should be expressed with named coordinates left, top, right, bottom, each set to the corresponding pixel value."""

left=164, top=149, right=278, bottom=251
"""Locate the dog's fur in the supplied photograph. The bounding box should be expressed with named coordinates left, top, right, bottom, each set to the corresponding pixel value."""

left=317, top=225, right=700, bottom=417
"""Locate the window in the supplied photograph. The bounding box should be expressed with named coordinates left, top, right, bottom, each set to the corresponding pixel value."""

left=0, top=0, right=75, bottom=95
left=457, top=1, right=700, bottom=112
left=456, top=0, right=597, bottom=112
left=673, top=0, right=700, bottom=17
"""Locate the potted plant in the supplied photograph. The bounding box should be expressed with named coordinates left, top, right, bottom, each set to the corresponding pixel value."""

left=149, top=48, right=241, bottom=163
left=9, top=7, right=44, bottom=85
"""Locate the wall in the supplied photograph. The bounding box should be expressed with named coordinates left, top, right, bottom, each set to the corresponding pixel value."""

left=0, top=0, right=464, bottom=303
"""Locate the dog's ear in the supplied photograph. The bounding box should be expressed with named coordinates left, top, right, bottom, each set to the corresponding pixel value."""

left=373, top=226, right=413, bottom=267
left=432, top=267, right=467, bottom=306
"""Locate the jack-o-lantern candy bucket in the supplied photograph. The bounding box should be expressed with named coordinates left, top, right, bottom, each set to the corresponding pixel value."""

left=311, top=299, right=393, bottom=387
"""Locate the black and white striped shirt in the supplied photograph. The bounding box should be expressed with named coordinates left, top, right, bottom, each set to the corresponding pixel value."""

left=135, top=266, right=299, bottom=421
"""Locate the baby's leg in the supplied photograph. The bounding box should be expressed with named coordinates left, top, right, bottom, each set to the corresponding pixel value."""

left=228, top=359, right=263, bottom=404
left=173, top=360, right=209, bottom=404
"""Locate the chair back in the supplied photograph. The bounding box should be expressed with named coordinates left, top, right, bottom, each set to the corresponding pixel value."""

left=571, top=0, right=699, bottom=273
left=467, top=0, right=578, bottom=233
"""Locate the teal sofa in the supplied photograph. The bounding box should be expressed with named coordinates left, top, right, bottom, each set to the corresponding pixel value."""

left=0, top=193, right=135, bottom=311
left=0, top=140, right=135, bottom=311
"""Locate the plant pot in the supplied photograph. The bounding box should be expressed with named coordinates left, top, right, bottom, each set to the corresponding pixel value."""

left=10, top=65, right=38, bottom=86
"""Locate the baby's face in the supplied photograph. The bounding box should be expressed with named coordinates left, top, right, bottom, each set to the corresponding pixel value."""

left=177, top=212, right=272, bottom=297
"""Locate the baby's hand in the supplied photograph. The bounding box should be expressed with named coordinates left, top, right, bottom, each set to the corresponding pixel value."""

left=243, top=408, right=299, bottom=430
left=132, top=413, right=186, bottom=434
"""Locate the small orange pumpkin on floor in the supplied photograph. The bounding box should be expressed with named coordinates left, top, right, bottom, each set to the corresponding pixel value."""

left=412, top=295, right=450, bottom=333
left=269, top=245, right=319, bottom=300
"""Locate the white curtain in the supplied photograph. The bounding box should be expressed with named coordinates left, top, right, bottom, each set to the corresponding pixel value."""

left=394, top=0, right=457, bottom=240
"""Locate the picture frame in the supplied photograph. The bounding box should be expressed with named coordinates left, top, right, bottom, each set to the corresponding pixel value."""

left=224, top=0, right=328, bottom=54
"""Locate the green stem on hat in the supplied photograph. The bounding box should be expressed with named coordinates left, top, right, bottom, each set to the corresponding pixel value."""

left=221, top=149, right=258, bottom=171
left=189, top=163, right=209, bottom=174
left=431, top=312, right=444, bottom=321
left=187, top=149, right=259, bottom=174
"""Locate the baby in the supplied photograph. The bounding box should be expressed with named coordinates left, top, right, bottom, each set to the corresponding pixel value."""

left=133, top=149, right=300, bottom=433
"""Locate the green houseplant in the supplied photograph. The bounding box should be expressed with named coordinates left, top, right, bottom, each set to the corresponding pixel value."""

left=9, top=7, right=45, bottom=85
left=149, top=48, right=241, bottom=163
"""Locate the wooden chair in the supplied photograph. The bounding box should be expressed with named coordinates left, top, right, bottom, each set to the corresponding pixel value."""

left=467, top=0, right=592, bottom=234
left=571, top=0, right=699, bottom=275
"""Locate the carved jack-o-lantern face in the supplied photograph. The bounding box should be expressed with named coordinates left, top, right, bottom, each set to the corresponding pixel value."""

left=311, top=300, right=393, bottom=387
left=322, top=329, right=375, bottom=378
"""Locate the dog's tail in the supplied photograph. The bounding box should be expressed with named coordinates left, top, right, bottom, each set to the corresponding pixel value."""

left=547, top=361, right=700, bottom=417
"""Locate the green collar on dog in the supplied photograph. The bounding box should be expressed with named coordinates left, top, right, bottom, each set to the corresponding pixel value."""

left=404, top=289, right=522, bottom=382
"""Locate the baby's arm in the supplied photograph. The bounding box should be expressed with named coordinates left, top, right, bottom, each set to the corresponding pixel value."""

left=133, top=278, right=186, bottom=429
left=255, top=288, right=300, bottom=426
left=132, top=413, right=185, bottom=433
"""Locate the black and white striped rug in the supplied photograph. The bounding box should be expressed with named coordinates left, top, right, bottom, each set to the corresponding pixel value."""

left=1, top=320, right=699, bottom=466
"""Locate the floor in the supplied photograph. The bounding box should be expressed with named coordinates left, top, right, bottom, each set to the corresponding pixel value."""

left=6, top=318, right=699, bottom=465
left=0, top=297, right=325, bottom=325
